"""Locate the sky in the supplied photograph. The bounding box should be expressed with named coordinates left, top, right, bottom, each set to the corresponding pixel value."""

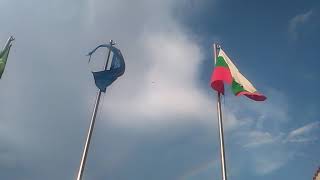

left=0, top=0, right=319, bottom=179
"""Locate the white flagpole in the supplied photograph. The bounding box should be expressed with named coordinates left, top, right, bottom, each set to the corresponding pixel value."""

left=213, top=43, right=228, bottom=180
left=76, top=40, right=115, bottom=180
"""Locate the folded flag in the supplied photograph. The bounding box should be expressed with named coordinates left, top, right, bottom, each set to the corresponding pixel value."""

left=210, top=47, right=266, bottom=101
left=87, top=44, right=125, bottom=92
left=0, top=36, right=14, bottom=79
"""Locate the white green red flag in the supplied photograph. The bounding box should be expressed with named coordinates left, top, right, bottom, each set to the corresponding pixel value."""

left=210, top=48, right=266, bottom=101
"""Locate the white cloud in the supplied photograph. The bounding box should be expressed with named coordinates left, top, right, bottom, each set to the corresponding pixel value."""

left=241, top=132, right=292, bottom=175
left=102, top=30, right=214, bottom=125
left=0, top=0, right=219, bottom=179
left=179, top=159, right=217, bottom=179
left=235, top=120, right=319, bottom=175
left=242, top=131, right=277, bottom=148
left=286, top=121, right=320, bottom=143
left=222, top=88, right=319, bottom=175
left=80, top=0, right=219, bottom=128
left=253, top=153, right=292, bottom=175
left=289, top=10, right=313, bottom=40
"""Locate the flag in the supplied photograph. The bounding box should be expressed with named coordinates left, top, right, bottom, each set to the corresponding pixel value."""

left=0, top=36, right=14, bottom=79
left=210, top=47, right=266, bottom=101
left=87, top=44, right=125, bottom=92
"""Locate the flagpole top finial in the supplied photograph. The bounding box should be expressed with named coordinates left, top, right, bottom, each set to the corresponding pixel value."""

left=213, top=43, right=221, bottom=49
left=109, top=40, right=116, bottom=46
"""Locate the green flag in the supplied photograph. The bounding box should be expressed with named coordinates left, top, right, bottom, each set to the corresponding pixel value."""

left=0, top=36, right=14, bottom=78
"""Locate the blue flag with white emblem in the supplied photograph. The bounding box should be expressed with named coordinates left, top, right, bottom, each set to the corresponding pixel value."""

left=87, top=44, right=125, bottom=92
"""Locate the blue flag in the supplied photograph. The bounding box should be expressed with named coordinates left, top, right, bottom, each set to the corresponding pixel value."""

left=87, top=44, right=125, bottom=92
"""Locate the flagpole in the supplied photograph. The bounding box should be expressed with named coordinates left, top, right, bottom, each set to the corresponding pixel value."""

left=214, top=43, right=228, bottom=180
left=76, top=40, right=115, bottom=180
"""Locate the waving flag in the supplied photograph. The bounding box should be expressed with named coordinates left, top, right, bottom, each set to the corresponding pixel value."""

left=87, top=44, right=125, bottom=92
left=0, top=36, right=14, bottom=79
left=210, top=48, right=266, bottom=101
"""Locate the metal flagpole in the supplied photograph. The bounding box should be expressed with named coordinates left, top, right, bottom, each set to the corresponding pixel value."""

left=213, top=43, right=228, bottom=180
left=76, top=40, right=115, bottom=180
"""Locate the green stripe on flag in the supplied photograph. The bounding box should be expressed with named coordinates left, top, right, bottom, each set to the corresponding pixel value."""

left=231, top=79, right=246, bottom=95
left=215, top=56, right=229, bottom=67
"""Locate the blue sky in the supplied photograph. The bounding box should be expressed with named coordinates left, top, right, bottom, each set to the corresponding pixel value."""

left=0, top=0, right=319, bottom=179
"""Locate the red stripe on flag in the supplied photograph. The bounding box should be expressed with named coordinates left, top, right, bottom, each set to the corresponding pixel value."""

left=236, top=91, right=267, bottom=101
left=210, top=66, right=232, bottom=94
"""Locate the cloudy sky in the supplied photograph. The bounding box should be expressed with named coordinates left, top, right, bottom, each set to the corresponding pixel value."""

left=0, top=0, right=319, bottom=179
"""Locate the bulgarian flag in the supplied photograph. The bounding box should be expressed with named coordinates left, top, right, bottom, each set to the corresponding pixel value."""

left=210, top=48, right=266, bottom=101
